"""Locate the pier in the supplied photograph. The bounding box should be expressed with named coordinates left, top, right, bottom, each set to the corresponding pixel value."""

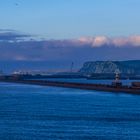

left=0, top=78, right=140, bottom=94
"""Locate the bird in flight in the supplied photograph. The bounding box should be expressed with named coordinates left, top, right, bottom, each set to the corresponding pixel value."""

left=15, top=3, right=19, bottom=6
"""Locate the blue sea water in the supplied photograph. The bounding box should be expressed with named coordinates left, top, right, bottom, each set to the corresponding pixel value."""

left=0, top=82, right=140, bottom=140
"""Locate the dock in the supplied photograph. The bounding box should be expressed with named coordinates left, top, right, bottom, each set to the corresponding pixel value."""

left=0, top=79, right=140, bottom=94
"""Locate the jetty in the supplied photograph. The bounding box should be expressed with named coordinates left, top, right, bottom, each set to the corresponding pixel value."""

left=0, top=77, right=140, bottom=94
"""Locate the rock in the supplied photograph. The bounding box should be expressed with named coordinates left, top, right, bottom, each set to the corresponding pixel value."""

left=79, top=60, right=140, bottom=74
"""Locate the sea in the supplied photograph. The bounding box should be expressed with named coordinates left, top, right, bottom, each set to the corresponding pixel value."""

left=0, top=79, right=140, bottom=140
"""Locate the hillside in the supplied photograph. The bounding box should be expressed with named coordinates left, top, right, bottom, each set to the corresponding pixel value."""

left=79, top=60, right=140, bottom=74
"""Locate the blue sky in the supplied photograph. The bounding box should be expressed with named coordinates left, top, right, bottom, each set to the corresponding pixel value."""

left=0, top=0, right=140, bottom=72
left=0, top=0, right=140, bottom=39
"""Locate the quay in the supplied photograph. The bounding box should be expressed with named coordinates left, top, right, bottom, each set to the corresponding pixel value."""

left=0, top=78, right=140, bottom=94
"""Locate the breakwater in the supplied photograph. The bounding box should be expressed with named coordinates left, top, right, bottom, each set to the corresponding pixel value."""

left=0, top=79, right=140, bottom=94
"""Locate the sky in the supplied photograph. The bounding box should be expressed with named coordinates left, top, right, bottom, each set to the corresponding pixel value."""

left=0, top=0, right=140, bottom=39
left=0, top=0, right=140, bottom=72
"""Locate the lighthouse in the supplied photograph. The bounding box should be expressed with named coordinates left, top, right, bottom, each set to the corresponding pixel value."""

left=112, top=69, right=122, bottom=87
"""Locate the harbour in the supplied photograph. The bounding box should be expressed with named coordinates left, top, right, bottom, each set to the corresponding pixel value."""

left=0, top=82, right=140, bottom=139
left=0, top=74, right=140, bottom=94
left=1, top=0, right=140, bottom=139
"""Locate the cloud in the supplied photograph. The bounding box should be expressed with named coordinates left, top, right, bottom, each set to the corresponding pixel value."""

left=129, top=36, right=140, bottom=46
left=0, top=29, right=31, bottom=41
left=78, top=36, right=140, bottom=47
left=0, top=29, right=140, bottom=47
left=78, top=36, right=110, bottom=47
left=0, top=30, right=140, bottom=62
